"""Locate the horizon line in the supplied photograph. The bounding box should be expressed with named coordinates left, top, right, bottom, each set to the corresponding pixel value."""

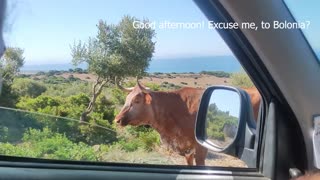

left=23, top=55, right=237, bottom=66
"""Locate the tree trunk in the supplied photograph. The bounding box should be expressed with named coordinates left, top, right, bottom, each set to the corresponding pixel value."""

left=80, top=78, right=107, bottom=122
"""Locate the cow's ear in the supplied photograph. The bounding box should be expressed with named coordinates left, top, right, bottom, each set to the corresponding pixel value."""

left=144, top=93, right=152, bottom=104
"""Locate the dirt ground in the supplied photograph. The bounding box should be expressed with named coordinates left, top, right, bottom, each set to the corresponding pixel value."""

left=57, top=72, right=231, bottom=88
left=141, top=73, right=230, bottom=88
left=155, top=146, right=247, bottom=167
left=102, top=145, right=247, bottom=167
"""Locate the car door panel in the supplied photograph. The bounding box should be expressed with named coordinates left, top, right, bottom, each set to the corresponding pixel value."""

left=0, top=166, right=269, bottom=180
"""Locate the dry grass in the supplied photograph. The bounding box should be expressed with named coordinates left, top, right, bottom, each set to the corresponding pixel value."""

left=99, top=145, right=246, bottom=167
left=55, top=72, right=231, bottom=88
left=156, top=146, right=247, bottom=167
left=100, top=146, right=173, bottom=164
left=141, top=73, right=230, bottom=88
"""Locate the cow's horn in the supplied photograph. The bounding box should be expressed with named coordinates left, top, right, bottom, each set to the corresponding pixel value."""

left=115, top=77, right=133, bottom=93
left=137, top=78, right=150, bottom=93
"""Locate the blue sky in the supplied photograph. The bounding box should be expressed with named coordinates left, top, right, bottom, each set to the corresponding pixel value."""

left=209, top=89, right=240, bottom=118
left=4, top=0, right=231, bottom=65
left=285, top=0, right=320, bottom=56
left=3, top=0, right=320, bottom=65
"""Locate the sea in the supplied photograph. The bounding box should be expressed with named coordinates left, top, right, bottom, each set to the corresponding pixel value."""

left=20, top=56, right=242, bottom=74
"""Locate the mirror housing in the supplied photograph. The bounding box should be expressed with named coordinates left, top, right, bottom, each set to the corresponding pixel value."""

left=195, top=85, right=256, bottom=167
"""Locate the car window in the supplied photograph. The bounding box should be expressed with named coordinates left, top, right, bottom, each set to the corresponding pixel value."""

left=0, top=0, right=258, bottom=167
left=284, top=0, right=320, bottom=60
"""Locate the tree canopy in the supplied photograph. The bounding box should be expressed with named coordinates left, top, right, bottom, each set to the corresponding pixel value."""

left=0, top=47, right=25, bottom=106
left=0, top=47, right=25, bottom=84
left=71, top=15, right=155, bottom=82
left=70, top=16, right=156, bottom=121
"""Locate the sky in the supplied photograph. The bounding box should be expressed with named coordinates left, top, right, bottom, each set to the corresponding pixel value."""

left=3, top=0, right=320, bottom=65
left=4, top=0, right=231, bottom=65
left=209, top=89, right=240, bottom=118
left=284, top=0, right=320, bottom=57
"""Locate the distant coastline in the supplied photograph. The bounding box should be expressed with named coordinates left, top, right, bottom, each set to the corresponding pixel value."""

left=21, top=56, right=242, bottom=74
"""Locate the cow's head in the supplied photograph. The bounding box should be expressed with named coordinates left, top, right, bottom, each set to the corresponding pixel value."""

left=114, top=80, right=154, bottom=127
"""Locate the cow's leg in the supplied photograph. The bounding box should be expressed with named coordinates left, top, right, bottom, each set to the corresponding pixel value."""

left=184, top=153, right=194, bottom=165
left=195, top=144, right=208, bottom=166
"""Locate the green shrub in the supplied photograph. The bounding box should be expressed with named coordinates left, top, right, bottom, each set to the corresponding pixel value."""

left=110, top=88, right=126, bottom=105
left=36, top=71, right=46, bottom=76
left=0, top=126, right=9, bottom=142
left=11, top=78, right=47, bottom=98
left=200, top=71, right=230, bottom=78
left=17, top=96, right=61, bottom=112
left=115, top=126, right=160, bottom=152
left=0, top=128, right=99, bottom=161
left=144, top=82, right=160, bottom=91
left=14, top=93, right=117, bottom=145
left=230, top=70, right=254, bottom=88
left=43, top=82, right=92, bottom=97
left=138, top=131, right=160, bottom=152
left=0, top=142, right=41, bottom=157
left=74, top=68, right=85, bottom=74
left=69, top=93, right=90, bottom=106
left=78, top=117, right=117, bottom=145
left=153, top=72, right=163, bottom=75
left=47, top=70, right=62, bottom=76
left=116, top=139, right=142, bottom=152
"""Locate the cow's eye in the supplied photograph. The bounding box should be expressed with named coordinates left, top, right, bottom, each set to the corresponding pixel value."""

left=134, top=100, right=140, bottom=104
left=133, top=98, right=140, bottom=104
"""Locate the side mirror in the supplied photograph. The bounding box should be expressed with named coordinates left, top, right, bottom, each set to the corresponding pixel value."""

left=195, top=85, right=256, bottom=167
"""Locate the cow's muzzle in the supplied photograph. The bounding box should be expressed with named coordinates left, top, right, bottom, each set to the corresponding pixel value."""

left=115, top=106, right=130, bottom=126
left=115, top=115, right=129, bottom=126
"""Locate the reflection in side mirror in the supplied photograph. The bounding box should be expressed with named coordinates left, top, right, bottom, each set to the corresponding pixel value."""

left=195, top=85, right=257, bottom=167
left=205, top=89, right=240, bottom=150
left=195, top=85, right=255, bottom=153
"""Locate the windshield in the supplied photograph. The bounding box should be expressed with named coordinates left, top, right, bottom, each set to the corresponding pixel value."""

left=285, top=0, right=320, bottom=60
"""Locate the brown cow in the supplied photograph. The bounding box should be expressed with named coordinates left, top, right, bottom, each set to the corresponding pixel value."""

left=115, top=81, right=207, bottom=165
left=242, top=87, right=261, bottom=121
left=114, top=81, right=261, bottom=166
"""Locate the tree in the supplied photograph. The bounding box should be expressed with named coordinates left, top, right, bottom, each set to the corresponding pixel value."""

left=0, top=47, right=25, bottom=83
left=0, top=47, right=25, bottom=106
left=71, top=16, right=155, bottom=122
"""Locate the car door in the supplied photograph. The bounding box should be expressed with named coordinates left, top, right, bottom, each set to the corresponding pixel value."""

left=0, top=0, right=315, bottom=179
left=201, top=0, right=319, bottom=179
